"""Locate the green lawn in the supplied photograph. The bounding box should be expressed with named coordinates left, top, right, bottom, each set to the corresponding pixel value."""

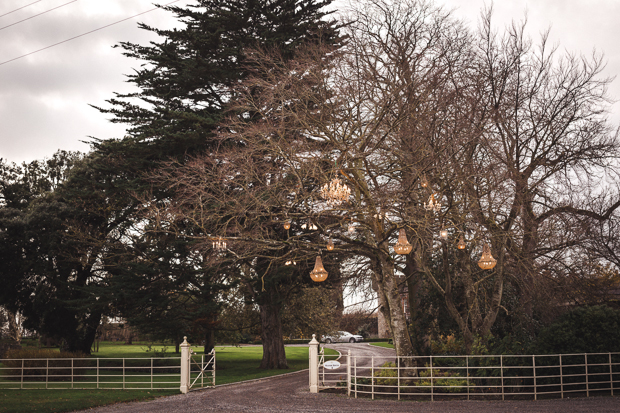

left=1, top=342, right=336, bottom=413
left=369, top=342, right=394, bottom=349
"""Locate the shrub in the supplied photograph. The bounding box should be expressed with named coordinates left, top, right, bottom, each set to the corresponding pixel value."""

left=534, top=305, right=620, bottom=354
left=418, top=368, right=469, bottom=392
left=2, top=348, right=88, bottom=381
left=373, top=362, right=398, bottom=386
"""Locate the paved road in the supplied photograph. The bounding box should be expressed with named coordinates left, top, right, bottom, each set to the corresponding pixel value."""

left=80, top=343, right=620, bottom=413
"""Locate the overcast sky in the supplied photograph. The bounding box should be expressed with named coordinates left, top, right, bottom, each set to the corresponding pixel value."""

left=1, top=0, right=619, bottom=164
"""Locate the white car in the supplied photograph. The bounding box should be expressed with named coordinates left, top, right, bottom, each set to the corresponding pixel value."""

left=322, top=331, right=363, bottom=344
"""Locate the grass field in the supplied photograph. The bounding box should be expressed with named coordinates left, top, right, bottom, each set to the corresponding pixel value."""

left=0, top=342, right=337, bottom=413
left=369, top=342, right=394, bottom=349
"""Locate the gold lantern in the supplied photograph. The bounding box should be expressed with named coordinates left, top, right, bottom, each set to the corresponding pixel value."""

left=478, top=243, right=497, bottom=270
left=326, top=238, right=335, bottom=251
left=310, top=256, right=328, bottom=282
left=393, top=228, right=413, bottom=255
left=283, top=221, right=291, bottom=230
left=440, top=228, right=448, bottom=239
left=457, top=234, right=466, bottom=250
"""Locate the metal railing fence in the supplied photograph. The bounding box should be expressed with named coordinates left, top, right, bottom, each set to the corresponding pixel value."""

left=347, top=352, right=620, bottom=401
left=0, top=350, right=216, bottom=391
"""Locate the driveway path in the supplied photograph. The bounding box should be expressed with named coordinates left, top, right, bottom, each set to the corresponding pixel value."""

left=80, top=344, right=620, bottom=413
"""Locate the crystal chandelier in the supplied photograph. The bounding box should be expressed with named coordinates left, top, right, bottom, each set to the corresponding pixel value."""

left=320, top=178, right=351, bottom=206
left=457, top=234, right=466, bottom=250
left=212, top=237, right=227, bottom=252
left=478, top=243, right=497, bottom=270
left=393, top=228, right=413, bottom=255
left=310, top=256, right=328, bottom=282
left=424, top=193, right=441, bottom=212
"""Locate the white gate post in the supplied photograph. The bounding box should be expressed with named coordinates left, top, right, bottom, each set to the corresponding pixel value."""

left=309, top=334, right=319, bottom=393
left=180, top=336, right=191, bottom=394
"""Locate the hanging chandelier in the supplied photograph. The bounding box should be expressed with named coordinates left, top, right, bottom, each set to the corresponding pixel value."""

left=310, top=256, right=328, bottom=282
left=320, top=178, right=351, bottom=206
left=326, top=238, right=335, bottom=251
left=212, top=237, right=227, bottom=252
left=420, top=174, right=429, bottom=188
left=302, top=220, right=317, bottom=230
left=457, top=234, right=466, bottom=250
left=424, top=193, right=441, bottom=213
left=478, top=243, right=497, bottom=270
left=393, top=228, right=413, bottom=255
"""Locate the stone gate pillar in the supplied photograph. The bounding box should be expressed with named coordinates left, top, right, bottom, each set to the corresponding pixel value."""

left=309, top=334, right=319, bottom=393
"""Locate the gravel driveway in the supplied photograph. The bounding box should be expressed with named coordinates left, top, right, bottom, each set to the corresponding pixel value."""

left=79, top=344, right=620, bottom=413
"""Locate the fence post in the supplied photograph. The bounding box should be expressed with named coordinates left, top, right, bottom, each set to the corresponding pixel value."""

left=610, top=353, right=613, bottom=397
left=371, top=356, right=374, bottom=400
left=213, top=349, right=216, bottom=387
left=180, top=336, right=191, bottom=394
left=585, top=353, right=589, bottom=397
left=501, top=355, right=504, bottom=401
left=559, top=354, right=563, bottom=398
left=347, top=350, right=351, bottom=397
left=397, top=356, right=400, bottom=401
left=309, top=334, right=319, bottom=393
left=533, top=355, right=537, bottom=400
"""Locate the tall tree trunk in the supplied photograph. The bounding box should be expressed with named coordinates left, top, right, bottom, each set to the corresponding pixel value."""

left=65, top=311, right=102, bottom=355
left=204, top=327, right=215, bottom=354
left=259, top=302, right=288, bottom=369
left=375, top=254, right=414, bottom=358
left=405, top=255, right=424, bottom=355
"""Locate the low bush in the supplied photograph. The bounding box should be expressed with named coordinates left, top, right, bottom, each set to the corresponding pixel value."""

left=2, top=348, right=88, bottom=381
left=534, top=305, right=620, bottom=354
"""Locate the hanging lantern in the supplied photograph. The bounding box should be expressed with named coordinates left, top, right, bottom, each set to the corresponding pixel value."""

left=457, top=234, right=466, bottom=250
left=310, top=256, right=328, bottom=282
left=326, top=238, right=335, bottom=251
left=212, top=237, right=227, bottom=252
left=478, top=243, right=497, bottom=270
left=424, top=193, right=441, bottom=213
left=420, top=174, right=429, bottom=188
left=393, top=228, right=413, bottom=255
left=320, top=178, right=351, bottom=206
left=440, top=228, right=448, bottom=240
left=283, top=221, right=291, bottom=230
left=347, top=219, right=356, bottom=234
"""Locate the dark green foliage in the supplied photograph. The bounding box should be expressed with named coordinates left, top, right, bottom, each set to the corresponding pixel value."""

left=534, top=305, right=620, bottom=354
left=89, top=0, right=342, bottom=359
left=96, top=0, right=341, bottom=149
